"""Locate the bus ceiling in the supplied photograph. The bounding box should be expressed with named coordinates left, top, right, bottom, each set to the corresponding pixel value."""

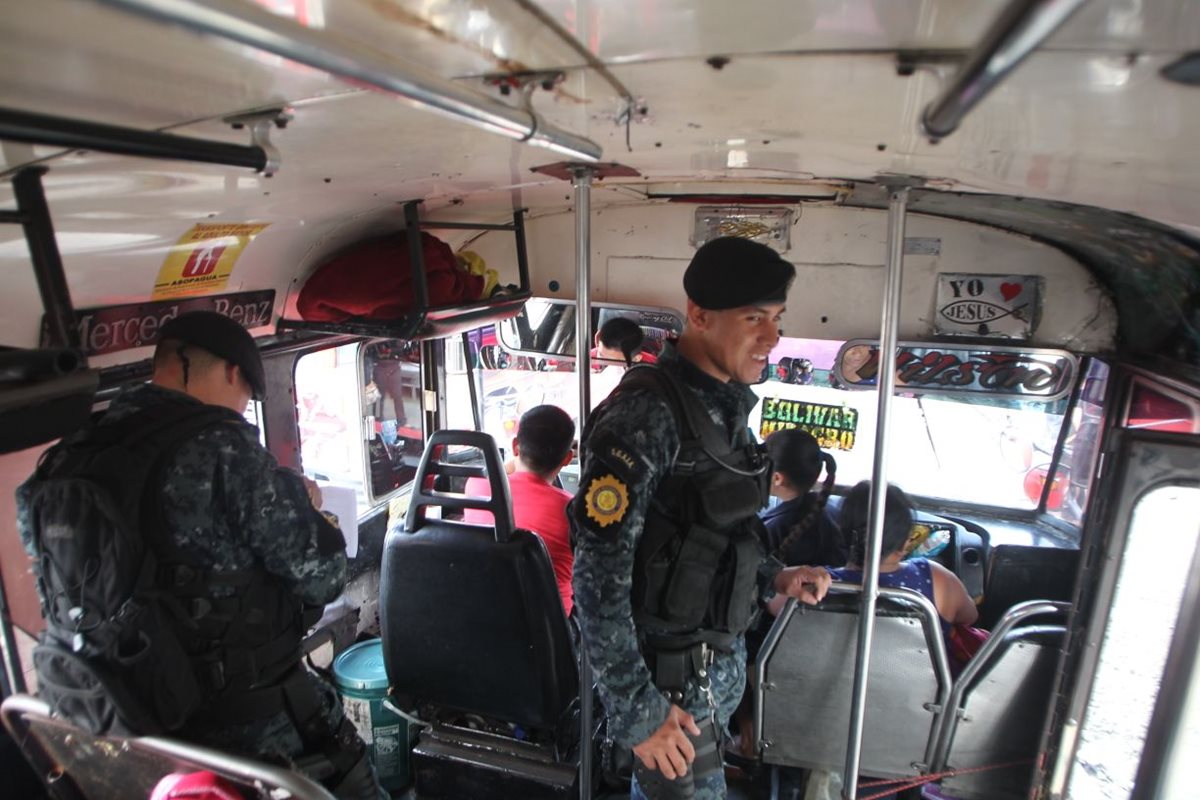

left=0, top=0, right=1197, bottom=370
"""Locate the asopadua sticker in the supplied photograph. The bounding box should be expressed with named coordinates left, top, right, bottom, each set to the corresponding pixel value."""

left=153, top=222, right=269, bottom=299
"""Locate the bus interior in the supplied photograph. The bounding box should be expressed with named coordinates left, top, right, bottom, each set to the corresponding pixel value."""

left=1, top=1, right=1199, bottom=799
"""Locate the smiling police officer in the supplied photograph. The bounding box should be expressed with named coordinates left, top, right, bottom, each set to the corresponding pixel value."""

left=570, top=236, right=832, bottom=799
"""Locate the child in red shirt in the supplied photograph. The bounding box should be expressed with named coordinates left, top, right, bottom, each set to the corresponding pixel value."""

left=464, top=405, right=577, bottom=615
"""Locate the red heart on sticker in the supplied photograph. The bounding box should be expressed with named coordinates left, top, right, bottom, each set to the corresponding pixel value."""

left=1000, top=282, right=1021, bottom=301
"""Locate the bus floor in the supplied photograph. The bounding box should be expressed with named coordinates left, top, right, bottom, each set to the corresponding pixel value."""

left=388, top=765, right=763, bottom=799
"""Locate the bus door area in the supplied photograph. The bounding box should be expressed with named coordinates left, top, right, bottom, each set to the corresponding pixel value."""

left=1048, top=373, right=1200, bottom=800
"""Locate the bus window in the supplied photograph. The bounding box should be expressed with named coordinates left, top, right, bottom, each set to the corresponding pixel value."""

left=1125, top=379, right=1200, bottom=433
left=241, top=399, right=266, bottom=448
left=1068, top=485, right=1200, bottom=798
left=750, top=336, right=1076, bottom=520
left=294, top=343, right=368, bottom=515
left=444, top=327, right=625, bottom=453
left=361, top=340, right=421, bottom=500
left=1159, top=647, right=1200, bottom=797
left=1046, top=360, right=1109, bottom=527
left=296, top=340, right=422, bottom=517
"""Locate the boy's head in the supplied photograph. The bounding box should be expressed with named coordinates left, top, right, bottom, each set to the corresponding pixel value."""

left=595, top=316, right=645, bottom=366
left=514, top=405, right=576, bottom=478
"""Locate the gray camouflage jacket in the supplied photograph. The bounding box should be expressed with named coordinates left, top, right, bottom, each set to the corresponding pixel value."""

left=569, top=344, right=782, bottom=747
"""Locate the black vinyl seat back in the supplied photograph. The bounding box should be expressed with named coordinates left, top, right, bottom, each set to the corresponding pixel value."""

left=381, top=430, right=578, bottom=733
left=978, top=545, right=1078, bottom=629
left=1, top=694, right=334, bottom=800
left=755, top=583, right=952, bottom=779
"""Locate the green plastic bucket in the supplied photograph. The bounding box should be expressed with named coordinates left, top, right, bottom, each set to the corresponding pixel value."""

left=333, top=639, right=413, bottom=791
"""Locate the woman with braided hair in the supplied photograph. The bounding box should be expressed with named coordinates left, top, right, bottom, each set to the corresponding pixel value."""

left=759, top=428, right=846, bottom=568
left=733, top=429, right=844, bottom=757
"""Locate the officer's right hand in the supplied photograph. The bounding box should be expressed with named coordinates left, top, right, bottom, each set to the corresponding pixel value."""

left=775, top=564, right=832, bottom=605
left=632, top=704, right=702, bottom=780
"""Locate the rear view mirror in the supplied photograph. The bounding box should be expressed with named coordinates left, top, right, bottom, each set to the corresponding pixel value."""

left=496, top=298, right=684, bottom=362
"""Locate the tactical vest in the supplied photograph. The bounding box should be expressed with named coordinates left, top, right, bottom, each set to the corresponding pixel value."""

left=619, top=365, right=772, bottom=651
left=105, top=405, right=311, bottom=700
left=165, top=555, right=311, bottom=698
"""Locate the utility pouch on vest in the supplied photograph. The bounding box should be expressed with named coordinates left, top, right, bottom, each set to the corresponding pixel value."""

left=660, top=522, right=728, bottom=629
left=621, top=363, right=774, bottom=642
left=664, top=468, right=765, bottom=633
left=707, top=526, right=764, bottom=636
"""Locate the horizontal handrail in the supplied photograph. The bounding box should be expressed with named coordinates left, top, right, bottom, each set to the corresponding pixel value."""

left=921, top=0, right=1090, bottom=140
left=97, top=0, right=602, bottom=162
left=0, top=107, right=269, bottom=171
left=1, top=694, right=336, bottom=800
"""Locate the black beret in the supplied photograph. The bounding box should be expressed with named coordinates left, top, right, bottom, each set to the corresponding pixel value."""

left=683, top=237, right=796, bottom=309
left=158, top=311, right=267, bottom=401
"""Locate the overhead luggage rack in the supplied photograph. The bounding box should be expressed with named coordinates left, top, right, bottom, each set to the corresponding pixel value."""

left=276, top=200, right=532, bottom=342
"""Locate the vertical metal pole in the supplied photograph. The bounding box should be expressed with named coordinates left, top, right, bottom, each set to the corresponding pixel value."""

left=571, top=167, right=594, bottom=429
left=512, top=209, right=531, bottom=293
left=842, top=186, right=909, bottom=797
left=0, top=566, right=27, bottom=695
left=12, top=167, right=80, bottom=351
left=403, top=201, right=431, bottom=310
left=569, top=165, right=594, bottom=798
left=460, top=332, right=484, bottom=433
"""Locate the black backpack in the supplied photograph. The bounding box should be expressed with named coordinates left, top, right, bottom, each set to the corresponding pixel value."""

left=19, top=401, right=242, bottom=736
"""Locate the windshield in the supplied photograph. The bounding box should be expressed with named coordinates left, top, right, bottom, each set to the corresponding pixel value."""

left=448, top=332, right=1079, bottom=517
left=749, top=337, right=1071, bottom=512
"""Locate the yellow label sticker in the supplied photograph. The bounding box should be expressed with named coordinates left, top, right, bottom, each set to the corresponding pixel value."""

left=152, top=222, right=269, bottom=299
left=585, top=475, right=629, bottom=528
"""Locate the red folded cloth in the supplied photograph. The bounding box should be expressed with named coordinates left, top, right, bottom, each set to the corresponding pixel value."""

left=297, top=231, right=483, bottom=321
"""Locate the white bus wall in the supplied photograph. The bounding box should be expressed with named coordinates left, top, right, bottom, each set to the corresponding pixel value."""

left=0, top=188, right=1114, bottom=363
left=463, top=201, right=1117, bottom=352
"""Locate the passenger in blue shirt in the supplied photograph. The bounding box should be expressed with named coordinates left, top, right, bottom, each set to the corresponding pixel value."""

left=828, top=481, right=978, bottom=642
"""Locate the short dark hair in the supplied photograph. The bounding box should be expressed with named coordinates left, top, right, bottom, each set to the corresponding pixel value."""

left=839, top=480, right=914, bottom=563
left=597, top=317, right=644, bottom=366
left=766, top=428, right=823, bottom=491
left=517, top=405, right=576, bottom=476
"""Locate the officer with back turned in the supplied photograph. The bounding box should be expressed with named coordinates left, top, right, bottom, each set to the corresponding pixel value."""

left=19, top=312, right=384, bottom=799
left=570, top=237, right=832, bottom=799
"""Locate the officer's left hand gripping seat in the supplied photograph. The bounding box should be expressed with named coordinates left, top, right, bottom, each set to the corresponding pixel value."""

left=380, top=430, right=587, bottom=800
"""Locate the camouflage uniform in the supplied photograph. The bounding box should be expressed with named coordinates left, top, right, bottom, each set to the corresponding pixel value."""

left=571, top=344, right=782, bottom=799
left=21, top=384, right=363, bottom=780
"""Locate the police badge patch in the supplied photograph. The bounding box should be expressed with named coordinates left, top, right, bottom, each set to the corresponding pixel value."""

left=584, top=475, right=629, bottom=527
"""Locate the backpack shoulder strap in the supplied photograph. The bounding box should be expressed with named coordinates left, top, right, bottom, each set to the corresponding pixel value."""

left=44, top=401, right=243, bottom=472
left=617, top=364, right=732, bottom=456
left=113, top=401, right=244, bottom=454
